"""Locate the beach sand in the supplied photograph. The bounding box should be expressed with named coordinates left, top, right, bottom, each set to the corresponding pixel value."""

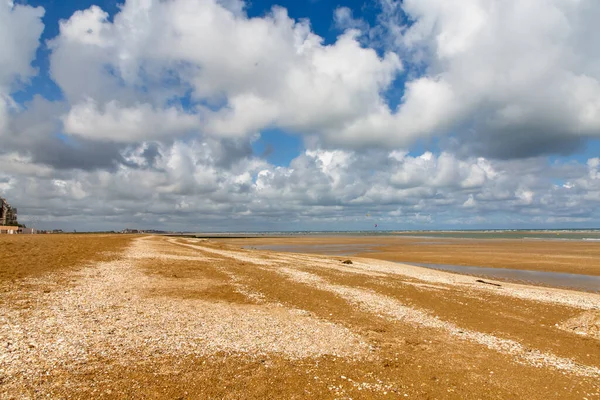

left=224, top=235, right=600, bottom=276
left=1, top=234, right=599, bottom=399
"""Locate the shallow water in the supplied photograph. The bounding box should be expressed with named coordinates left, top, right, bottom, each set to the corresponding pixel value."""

left=404, top=262, right=600, bottom=293
left=197, top=229, right=600, bottom=240
left=248, top=243, right=600, bottom=293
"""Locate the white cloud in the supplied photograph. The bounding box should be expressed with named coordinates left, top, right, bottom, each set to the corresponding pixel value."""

left=375, top=0, right=600, bottom=157
left=51, top=0, right=600, bottom=154
left=388, top=152, right=492, bottom=189
left=45, top=0, right=600, bottom=152
left=0, top=1, right=44, bottom=135
left=0, top=95, right=9, bottom=135
left=3, top=135, right=600, bottom=230
left=48, top=0, right=402, bottom=145
left=0, top=1, right=44, bottom=90
left=333, top=7, right=368, bottom=32
left=62, top=99, right=199, bottom=142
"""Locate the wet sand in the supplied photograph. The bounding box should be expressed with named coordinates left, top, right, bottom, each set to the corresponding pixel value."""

left=225, top=235, right=600, bottom=277
left=1, top=234, right=599, bottom=399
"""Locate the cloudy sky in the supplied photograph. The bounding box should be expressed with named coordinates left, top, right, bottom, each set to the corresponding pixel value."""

left=2, top=0, right=600, bottom=231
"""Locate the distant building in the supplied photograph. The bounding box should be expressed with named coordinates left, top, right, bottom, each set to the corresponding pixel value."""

left=0, top=226, right=19, bottom=234
left=18, top=228, right=36, bottom=234
left=0, top=197, right=18, bottom=226
left=121, top=228, right=141, bottom=234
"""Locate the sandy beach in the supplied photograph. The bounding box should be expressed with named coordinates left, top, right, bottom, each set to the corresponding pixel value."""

left=223, top=235, right=600, bottom=276
left=1, top=234, right=599, bottom=398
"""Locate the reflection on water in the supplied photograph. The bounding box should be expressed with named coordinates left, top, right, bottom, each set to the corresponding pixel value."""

left=404, top=263, right=600, bottom=293
left=246, top=244, right=380, bottom=256
left=247, top=243, right=600, bottom=293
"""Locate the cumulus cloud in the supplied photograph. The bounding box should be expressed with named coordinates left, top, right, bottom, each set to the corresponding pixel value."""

left=2, top=0, right=600, bottom=229
left=0, top=2, right=44, bottom=90
left=334, top=7, right=370, bottom=33
left=45, top=0, right=600, bottom=154
left=63, top=99, right=199, bottom=142
left=4, top=137, right=599, bottom=230
left=375, top=0, right=600, bottom=157
left=0, top=1, right=44, bottom=136
left=48, top=0, right=403, bottom=146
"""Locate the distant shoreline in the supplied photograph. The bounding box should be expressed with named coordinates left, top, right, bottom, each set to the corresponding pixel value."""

left=170, top=229, right=600, bottom=241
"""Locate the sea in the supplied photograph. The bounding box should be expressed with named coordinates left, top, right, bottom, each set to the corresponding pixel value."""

left=188, top=229, right=600, bottom=241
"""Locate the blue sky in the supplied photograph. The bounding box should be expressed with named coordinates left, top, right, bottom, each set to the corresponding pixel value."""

left=2, top=0, right=600, bottom=231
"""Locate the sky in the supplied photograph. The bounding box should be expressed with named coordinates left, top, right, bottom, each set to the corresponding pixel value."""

left=2, top=0, right=600, bottom=232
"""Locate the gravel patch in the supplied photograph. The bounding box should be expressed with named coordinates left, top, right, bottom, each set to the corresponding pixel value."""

left=0, top=238, right=368, bottom=393
left=306, top=257, right=600, bottom=311
left=190, top=240, right=600, bottom=312
left=277, top=267, right=600, bottom=378
left=171, top=239, right=276, bottom=266
left=558, top=310, right=600, bottom=340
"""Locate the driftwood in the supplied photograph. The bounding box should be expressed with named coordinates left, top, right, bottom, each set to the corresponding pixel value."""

left=476, top=279, right=501, bottom=287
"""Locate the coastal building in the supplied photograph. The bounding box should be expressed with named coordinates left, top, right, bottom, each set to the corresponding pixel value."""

left=121, top=228, right=141, bottom=234
left=0, top=197, right=18, bottom=226
left=0, top=226, right=19, bottom=234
